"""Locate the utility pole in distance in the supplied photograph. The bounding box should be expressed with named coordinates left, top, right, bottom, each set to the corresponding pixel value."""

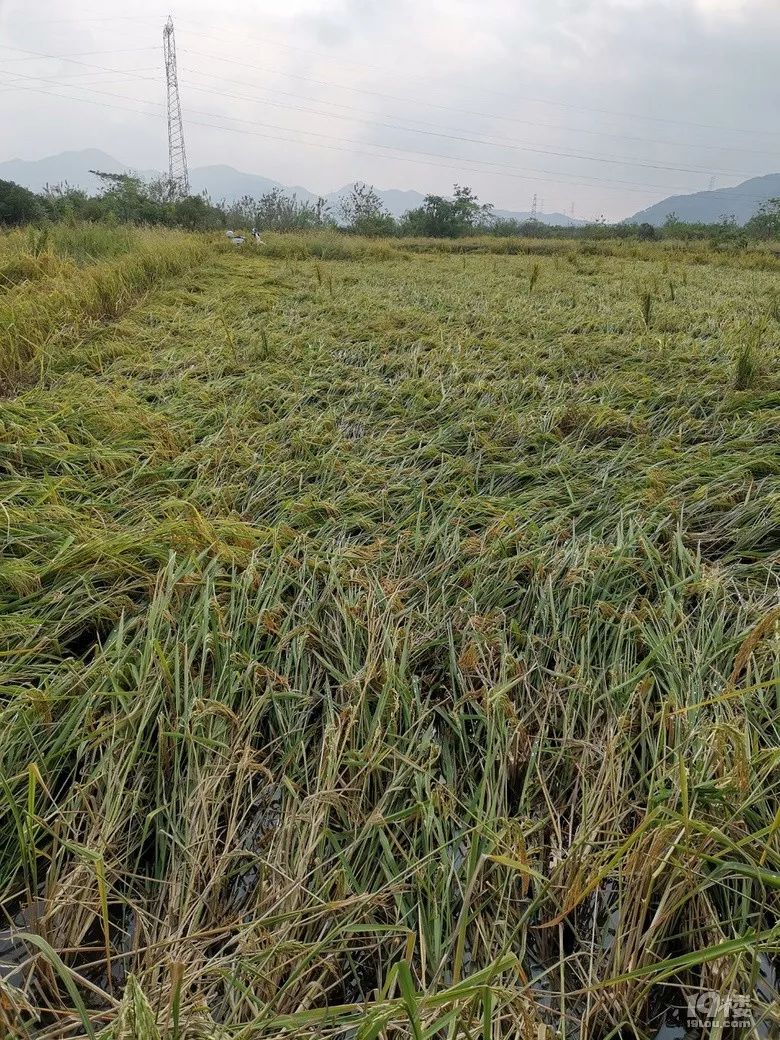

left=163, top=16, right=189, bottom=198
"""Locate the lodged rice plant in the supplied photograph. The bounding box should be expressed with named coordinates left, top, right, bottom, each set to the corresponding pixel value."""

left=0, top=224, right=208, bottom=388
left=0, top=234, right=778, bottom=1039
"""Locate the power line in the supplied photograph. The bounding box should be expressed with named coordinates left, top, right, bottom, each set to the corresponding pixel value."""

left=0, top=46, right=161, bottom=61
left=6, top=68, right=774, bottom=214
left=180, top=57, right=780, bottom=165
left=4, top=36, right=777, bottom=178
left=180, top=23, right=780, bottom=140
left=4, top=15, right=154, bottom=24
left=2, top=36, right=775, bottom=163
left=0, top=64, right=160, bottom=91
left=173, top=59, right=754, bottom=181
left=0, top=43, right=761, bottom=185
left=3, top=42, right=778, bottom=213
left=0, top=71, right=679, bottom=199
left=0, top=73, right=162, bottom=115
left=0, top=68, right=723, bottom=198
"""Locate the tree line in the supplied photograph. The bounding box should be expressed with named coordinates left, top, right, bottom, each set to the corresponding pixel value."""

left=2, top=170, right=780, bottom=242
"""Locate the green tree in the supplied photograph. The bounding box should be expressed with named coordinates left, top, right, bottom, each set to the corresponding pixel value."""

left=451, top=183, right=493, bottom=231
left=0, top=179, right=45, bottom=226
left=173, top=194, right=224, bottom=230
left=339, top=183, right=396, bottom=236
left=86, top=171, right=224, bottom=229
left=401, top=184, right=492, bottom=237
left=745, top=198, right=780, bottom=241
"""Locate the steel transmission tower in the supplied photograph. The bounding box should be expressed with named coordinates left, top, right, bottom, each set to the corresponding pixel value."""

left=163, top=16, right=189, bottom=198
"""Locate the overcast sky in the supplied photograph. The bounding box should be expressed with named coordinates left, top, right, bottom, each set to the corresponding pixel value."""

left=1, top=0, right=778, bottom=220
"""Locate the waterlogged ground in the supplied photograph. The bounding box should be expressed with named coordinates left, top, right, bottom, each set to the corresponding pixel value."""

left=1, top=238, right=779, bottom=1038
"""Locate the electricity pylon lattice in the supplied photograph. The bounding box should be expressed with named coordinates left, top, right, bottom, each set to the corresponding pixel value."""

left=163, top=16, right=189, bottom=198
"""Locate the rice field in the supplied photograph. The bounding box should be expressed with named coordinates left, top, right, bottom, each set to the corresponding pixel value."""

left=1, top=227, right=779, bottom=1039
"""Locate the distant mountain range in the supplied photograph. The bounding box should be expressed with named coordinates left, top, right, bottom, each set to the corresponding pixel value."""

left=0, top=149, right=583, bottom=226
left=626, top=173, right=780, bottom=227
left=7, top=149, right=778, bottom=228
left=0, top=150, right=140, bottom=195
